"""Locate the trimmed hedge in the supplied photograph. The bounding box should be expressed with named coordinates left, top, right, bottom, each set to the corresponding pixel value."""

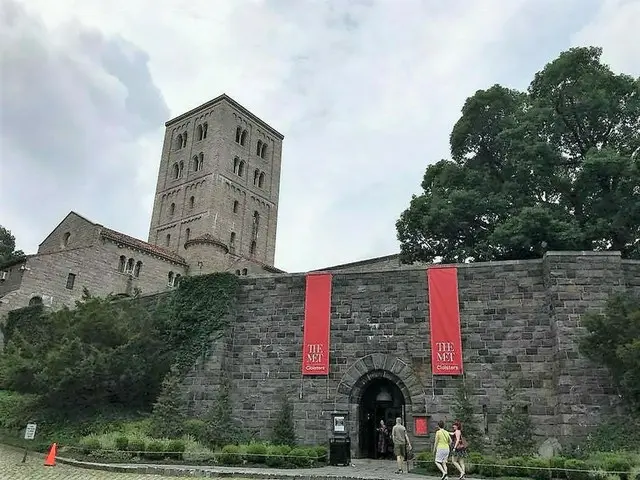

left=413, top=451, right=640, bottom=479
left=70, top=432, right=327, bottom=468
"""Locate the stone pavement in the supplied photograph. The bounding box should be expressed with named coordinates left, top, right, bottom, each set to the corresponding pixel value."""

left=1, top=443, right=439, bottom=480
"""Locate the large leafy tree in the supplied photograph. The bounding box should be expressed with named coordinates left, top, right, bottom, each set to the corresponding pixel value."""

left=580, top=293, right=640, bottom=412
left=0, top=226, right=25, bottom=265
left=397, top=47, right=640, bottom=263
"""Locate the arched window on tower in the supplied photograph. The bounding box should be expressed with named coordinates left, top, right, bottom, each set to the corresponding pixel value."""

left=202, top=123, right=208, bottom=139
left=256, top=140, right=263, bottom=156
left=240, top=129, right=248, bottom=146
left=182, top=133, right=187, bottom=148
left=250, top=240, right=256, bottom=255
left=196, top=124, right=203, bottom=141
left=253, top=169, right=260, bottom=186
left=233, top=200, right=239, bottom=213
left=176, top=134, right=183, bottom=150
left=197, top=152, right=203, bottom=171
left=118, top=255, right=126, bottom=272
left=252, top=211, right=260, bottom=238
left=189, top=196, right=195, bottom=209
left=166, top=234, right=171, bottom=247
left=126, top=258, right=135, bottom=274
left=238, top=161, right=245, bottom=177
left=173, top=163, right=179, bottom=179
left=185, top=228, right=191, bottom=242
left=233, top=157, right=239, bottom=174
left=169, top=203, right=175, bottom=216
left=260, top=142, right=267, bottom=158
left=258, top=172, right=265, bottom=188
left=178, top=161, right=184, bottom=178
left=230, top=231, right=236, bottom=247
left=134, top=261, right=142, bottom=277
left=168, top=271, right=174, bottom=286
left=235, top=126, right=241, bottom=144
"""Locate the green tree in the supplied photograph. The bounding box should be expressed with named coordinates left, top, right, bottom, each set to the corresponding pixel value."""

left=451, top=381, right=481, bottom=449
left=149, top=366, right=187, bottom=438
left=580, top=293, right=640, bottom=411
left=495, top=382, right=535, bottom=457
left=0, top=226, right=25, bottom=266
left=397, top=46, right=640, bottom=264
left=271, top=392, right=296, bottom=446
left=0, top=293, right=170, bottom=411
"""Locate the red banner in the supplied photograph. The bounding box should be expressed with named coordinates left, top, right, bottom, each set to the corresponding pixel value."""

left=301, top=273, right=332, bottom=375
left=427, top=267, right=463, bottom=375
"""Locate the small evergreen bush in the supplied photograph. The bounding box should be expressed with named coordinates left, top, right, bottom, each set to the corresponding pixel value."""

left=219, top=444, right=242, bottom=465
left=114, top=435, right=129, bottom=451
left=245, top=442, right=268, bottom=464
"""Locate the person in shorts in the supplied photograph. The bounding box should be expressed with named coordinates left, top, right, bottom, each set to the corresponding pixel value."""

left=433, top=420, right=451, bottom=480
left=391, top=417, right=412, bottom=474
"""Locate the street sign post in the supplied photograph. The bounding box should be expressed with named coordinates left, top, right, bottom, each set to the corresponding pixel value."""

left=22, top=423, right=37, bottom=463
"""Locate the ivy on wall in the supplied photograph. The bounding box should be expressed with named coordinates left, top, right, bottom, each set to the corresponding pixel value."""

left=0, top=272, right=239, bottom=415
left=158, top=272, right=239, bottom=375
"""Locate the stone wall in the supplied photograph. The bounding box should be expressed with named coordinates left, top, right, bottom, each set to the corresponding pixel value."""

left=182, top=251, right=636, bottom=455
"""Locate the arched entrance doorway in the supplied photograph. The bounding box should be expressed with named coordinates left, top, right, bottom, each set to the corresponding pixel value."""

left=358, top=377, right=405, bottom=459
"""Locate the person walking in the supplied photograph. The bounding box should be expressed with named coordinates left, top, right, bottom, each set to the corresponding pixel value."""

left=433, top=420, right=451, bottom=480
left=391, top=417, right=412, bottom=474
left=450, top=421, right=468, bottom=479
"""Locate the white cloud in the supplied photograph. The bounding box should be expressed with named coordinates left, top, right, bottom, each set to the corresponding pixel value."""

left=1, top=0, right=638, bottom=272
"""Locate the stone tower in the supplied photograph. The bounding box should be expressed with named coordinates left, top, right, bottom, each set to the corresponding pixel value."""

left=147, top=94, right=284, bottom=275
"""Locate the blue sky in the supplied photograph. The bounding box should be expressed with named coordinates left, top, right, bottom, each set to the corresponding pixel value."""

left=1, top=0, right=639, bottom=272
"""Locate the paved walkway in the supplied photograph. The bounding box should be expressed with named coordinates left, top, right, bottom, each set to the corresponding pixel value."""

left=1, top=444, right=437, bottom=480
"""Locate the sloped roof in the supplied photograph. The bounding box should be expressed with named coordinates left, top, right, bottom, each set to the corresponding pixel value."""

left=100, top=227, right=186, bottom=265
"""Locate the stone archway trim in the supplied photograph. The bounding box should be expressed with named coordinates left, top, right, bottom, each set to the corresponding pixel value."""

left=333, top=353, right=428, bottom=414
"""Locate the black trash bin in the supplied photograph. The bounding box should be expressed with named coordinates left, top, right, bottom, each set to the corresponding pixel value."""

left=329, top=437, right=351, bottom=466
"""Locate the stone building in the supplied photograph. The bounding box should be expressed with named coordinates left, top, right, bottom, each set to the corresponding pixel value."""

left=0, top=94, right=284, bottom=319
left=181, top=251, right=640, bottom=457
left=147, top=94, right=284, bottom=276
left=0, top=211, right=188, bottom=318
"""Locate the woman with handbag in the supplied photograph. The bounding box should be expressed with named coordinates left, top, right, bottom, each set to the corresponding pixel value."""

left=450, top=421, right=467, bottom=479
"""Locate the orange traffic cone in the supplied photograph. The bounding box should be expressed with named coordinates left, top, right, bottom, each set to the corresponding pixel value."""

left=44, top=443, right=57, bottom=467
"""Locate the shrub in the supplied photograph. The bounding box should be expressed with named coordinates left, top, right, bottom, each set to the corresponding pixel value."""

left=414, top=451, right=441, bottom=474
left=629, top=467, right=640, bottom=480
left=114, top=435, right=129, bottom=451
left=149, top=367, right=186, bottom=439
left=79, top=436, right=101, bottom=455
left=502, top=456, right=528, bottom=477
left=143, top=440, right=166, bottom=461
left=0, top=390, right=40, bottom=430
left=265, top=445, right=291, bottom=468
left=166, top=439, right=186, bottom=461
left=496, top=383, right=535, bottom=457
left=527, top=457, right=551, bottom=480
left=219, top=444, right=242, bottom=465
left=127, top=437, right=146, bottom=455
left=289, top=447, right=314, bottom=468
left=245, top=442, right=268, bottom=464
left=313, top=445, right=328, bottom=464
left=565, top=459, right=590, bottom=480
left=271, top=393, right=296, bottom=446
left=550, top=456, right=568, bottom=478
left=183, top=419, right=207, bottom=443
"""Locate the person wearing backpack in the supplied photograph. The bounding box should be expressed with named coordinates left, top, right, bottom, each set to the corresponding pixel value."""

left=433, top=420, right=451, bottom=480
left=450, top=420, right=468, bottom=479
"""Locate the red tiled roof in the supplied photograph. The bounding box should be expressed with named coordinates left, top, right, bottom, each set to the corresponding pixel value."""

left=100, top=227, right=186, bottom=265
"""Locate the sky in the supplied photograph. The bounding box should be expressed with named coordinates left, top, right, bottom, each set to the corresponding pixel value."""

left=1, top=0, right=639, bottom=273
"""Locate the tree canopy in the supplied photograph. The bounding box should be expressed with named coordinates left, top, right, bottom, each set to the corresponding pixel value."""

left=397, top=46, right=640, bottom=264
left=579, top=293, right=640, bottom=412
left=0, top=226, right=25, bottom=266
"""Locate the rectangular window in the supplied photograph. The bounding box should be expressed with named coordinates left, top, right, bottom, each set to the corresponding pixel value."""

left=66, top=273, right=76, bottom=290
